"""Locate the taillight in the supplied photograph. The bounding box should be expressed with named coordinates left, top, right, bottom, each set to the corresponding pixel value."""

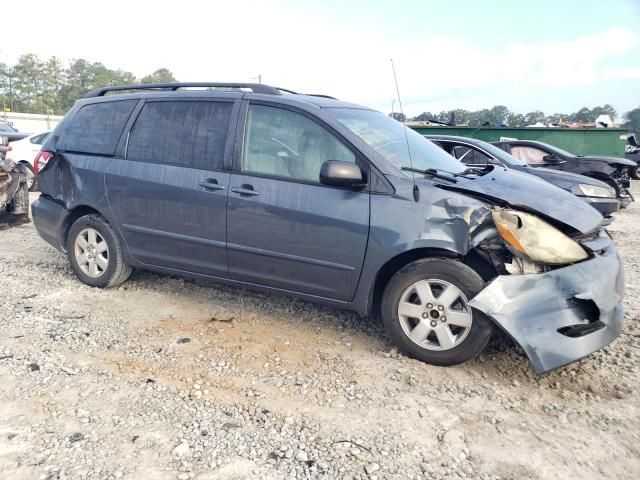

left=34, top=151, right=52, bottom=174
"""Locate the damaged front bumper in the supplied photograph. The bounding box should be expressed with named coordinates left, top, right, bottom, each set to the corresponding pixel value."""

left=1, top=156, right=31, bottom=227
left=469, top=241, right=624, bottom=374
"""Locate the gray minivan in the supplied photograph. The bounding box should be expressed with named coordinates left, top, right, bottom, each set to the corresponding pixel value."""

left=32, top=82, right=624, bottom=374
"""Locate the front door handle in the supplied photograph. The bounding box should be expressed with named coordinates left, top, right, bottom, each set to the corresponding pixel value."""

left=231, top=185, right=260, bottom=196
left=199, top=178, right=226, bottom=191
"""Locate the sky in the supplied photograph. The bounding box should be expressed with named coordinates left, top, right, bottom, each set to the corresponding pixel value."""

left=2, top=0, right=640, bottom=118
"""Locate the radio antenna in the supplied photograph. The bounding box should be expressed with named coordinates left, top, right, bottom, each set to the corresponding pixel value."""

left=390, top=59, right=417, bottom=190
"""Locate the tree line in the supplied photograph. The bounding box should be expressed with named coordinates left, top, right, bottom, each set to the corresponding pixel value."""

left=391, top=103, right=640, bottom=134
left=1, top=53, right=638, bottom=135
left=0, top=54, right=176, bottom=115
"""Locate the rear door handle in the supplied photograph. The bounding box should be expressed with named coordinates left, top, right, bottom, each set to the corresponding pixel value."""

left=199, top=178, right=226, bottom=191
left=231, top=185, right=260, bottom=196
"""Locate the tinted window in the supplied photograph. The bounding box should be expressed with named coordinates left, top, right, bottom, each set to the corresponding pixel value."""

left=59, top=100, right=137, bottom=155
left=452, top=145, right=492, bottom=164
left=243, top=105, right=355, bottom=182
left=127, top=101, right=232, bottom=170
left=30, top=132, right=49, bottom=144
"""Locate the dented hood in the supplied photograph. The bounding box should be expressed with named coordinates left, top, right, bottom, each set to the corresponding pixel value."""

left=432, top=166, right=603, bottom=234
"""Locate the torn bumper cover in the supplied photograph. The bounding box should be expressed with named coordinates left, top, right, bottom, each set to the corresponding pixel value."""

left=469, top=245, right=624, bottom=374
left=0, top=156, right=31, bottom=228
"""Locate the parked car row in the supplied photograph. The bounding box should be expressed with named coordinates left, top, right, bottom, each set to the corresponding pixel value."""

left=0, top=120, right=30, bottom=142
left=492, top=139, right=635, bottom=207
left=29, top=82, right=627, bottom=375
left=426, top=135, right=620, bottom=223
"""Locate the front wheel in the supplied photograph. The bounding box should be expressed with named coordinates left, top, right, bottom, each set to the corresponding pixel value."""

left=381, top=258, right=493, bottom=367
left=66, top=214, right=132, bottom=288
left=630, top=165, right=640, bottom=181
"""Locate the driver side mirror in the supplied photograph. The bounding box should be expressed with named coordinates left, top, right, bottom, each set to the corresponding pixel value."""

left=543, top=154, right=560, bottom=163
left=320, top=160, right=365, bottom=188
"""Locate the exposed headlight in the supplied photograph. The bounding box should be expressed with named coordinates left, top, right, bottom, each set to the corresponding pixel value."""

left=492, top=208, right=588, bottom=265
left=577, top=183, right=615, bottom=198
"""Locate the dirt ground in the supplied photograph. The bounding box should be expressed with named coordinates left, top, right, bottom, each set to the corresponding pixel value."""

left=0, top=185, right=638, bottom=480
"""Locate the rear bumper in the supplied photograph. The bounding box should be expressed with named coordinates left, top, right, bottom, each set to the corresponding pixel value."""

left=31, top=195, right=68, bottom=251
left=470, top=243, right=624, bottom=374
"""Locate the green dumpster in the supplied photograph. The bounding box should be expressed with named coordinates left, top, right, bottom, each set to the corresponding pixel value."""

left=409, top=126, right=630, bottom=157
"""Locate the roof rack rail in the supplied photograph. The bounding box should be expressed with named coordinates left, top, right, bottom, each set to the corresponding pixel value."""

left=305, top=94, right=337, bottom=100
left=83, top=82, right=284, bottom=98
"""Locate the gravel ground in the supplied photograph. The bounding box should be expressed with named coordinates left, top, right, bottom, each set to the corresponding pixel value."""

left=1, top=185, right=639, bottom=480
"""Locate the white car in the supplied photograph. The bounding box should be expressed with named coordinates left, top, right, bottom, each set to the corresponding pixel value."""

left=5, top=132, right=49, bottom=191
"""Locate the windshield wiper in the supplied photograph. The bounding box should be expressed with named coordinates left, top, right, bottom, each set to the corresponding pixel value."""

left=401, top=166, right=461, bottom=182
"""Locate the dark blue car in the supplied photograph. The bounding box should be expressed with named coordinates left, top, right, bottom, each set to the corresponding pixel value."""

left=425, top=135, right=619, bottom=222
left=31, top=82, right=624, bottom=374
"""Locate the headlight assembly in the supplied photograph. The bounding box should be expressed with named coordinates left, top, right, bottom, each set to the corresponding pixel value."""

left=492, top=208, right=588, bottom=265
left=577, top=183, right=615, bottom=198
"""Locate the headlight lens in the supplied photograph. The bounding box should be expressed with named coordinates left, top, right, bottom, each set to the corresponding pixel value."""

left=577, top=183, right=615, bottom=198
left=492, top=208, right=588, bottom=265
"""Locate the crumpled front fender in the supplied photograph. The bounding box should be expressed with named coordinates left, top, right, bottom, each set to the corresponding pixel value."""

left=469, top=245, right=625, bottom=374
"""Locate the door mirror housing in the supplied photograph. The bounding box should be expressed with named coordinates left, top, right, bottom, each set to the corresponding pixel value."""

left=543, top=154, right=561, bottom=163
left=320, top=161, right=365, bottom=188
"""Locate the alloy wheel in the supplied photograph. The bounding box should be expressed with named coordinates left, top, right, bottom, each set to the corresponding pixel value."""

left=397, top=279, right=472, bottom=351
left=74, top=228, right=109, bottom=278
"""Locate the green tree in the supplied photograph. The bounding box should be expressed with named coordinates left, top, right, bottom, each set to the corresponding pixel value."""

left=590, top=104, right=617, bottom=121
left=507, top=112, right=525, bottom=127
left=622, top=106, right=640, bottom=135
left=524, top=110, right=545, bottom=125
left=140, top=68, right=177, bottom=84
left=43, top=57, right=65, bottom=113
left=488, top=105, right=510, bottom=126
left=389, top=112, right=406, bottom=122
left=12, top=54, right=48, bottom=113
left=468, top=109, right=491, bottom=127
left=413, top=111, right=437, bottom=122
left=449, top=109, right=471, bottom=126
left=0, top=62, right=15, bottom=111
left=569, top=107, right=592, bottom=123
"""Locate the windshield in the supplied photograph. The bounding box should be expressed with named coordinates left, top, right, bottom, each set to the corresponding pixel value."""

left=330, top=108, right=466, bottom=175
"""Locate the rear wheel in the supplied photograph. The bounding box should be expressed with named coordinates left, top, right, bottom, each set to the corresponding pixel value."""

left=66, top=214, right=132, bottom=288
left=381, top=258, right=493, bottom=366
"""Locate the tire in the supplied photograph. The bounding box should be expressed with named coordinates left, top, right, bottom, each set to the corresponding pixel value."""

left=66, top=214, right=132, bottom=288
left=381, top=257, right=493, bottom=367
left=630, top=166, right=640, bottom=181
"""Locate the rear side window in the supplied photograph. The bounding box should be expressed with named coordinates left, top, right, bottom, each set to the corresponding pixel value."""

left=59, top=100, right=137, bottom=155
left=127, top=101, right=233, bottom=170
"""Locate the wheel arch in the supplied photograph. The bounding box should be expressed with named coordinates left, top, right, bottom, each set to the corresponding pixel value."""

left=367, top=247, right=497, bottom=320
left=60, top=205, right=105, bottom=251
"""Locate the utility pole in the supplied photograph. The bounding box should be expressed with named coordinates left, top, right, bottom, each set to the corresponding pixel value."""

left=252, top=74, right=262, bottom=84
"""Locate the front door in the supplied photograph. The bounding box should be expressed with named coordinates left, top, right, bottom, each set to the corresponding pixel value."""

left=106, top=98, right=237, bottom=276
left=227, top=103, right=370, bottom=301
left=509, top=145, right=563, bottom=170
